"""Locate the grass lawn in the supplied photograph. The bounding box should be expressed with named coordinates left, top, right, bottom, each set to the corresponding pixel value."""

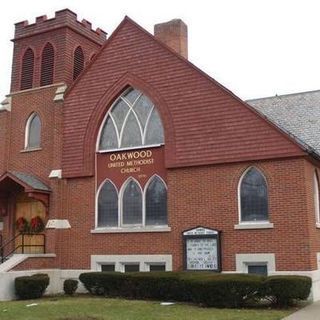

left=0, top=295, right=295, bottom=320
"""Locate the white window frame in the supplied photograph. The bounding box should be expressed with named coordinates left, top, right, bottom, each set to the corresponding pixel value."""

left=91, top=254, right=172, bottom=272
left=24, top=112, right=41, bottom=150
left=314, top=171, right=320, bottom=227
left=94, top=175, right=170, bottom=232
left=235, top=253, right=275, bottom=274
left=96, top=87, right=164, bottom=153
left=234, top=166, right=273, bottom=230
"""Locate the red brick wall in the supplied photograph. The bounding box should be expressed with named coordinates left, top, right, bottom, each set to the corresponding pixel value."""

left=47, top=157, right=317, bottom=272
left=12, top=257, right=57, bottom=271
left=11, top=22, right=103, bottom=92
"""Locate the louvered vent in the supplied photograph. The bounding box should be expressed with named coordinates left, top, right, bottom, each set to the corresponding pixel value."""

left=40, top=43, right=54, bottom=86
left=20, top=48, right=34, bottom=90
left=73, top=46, right=84, bottom=80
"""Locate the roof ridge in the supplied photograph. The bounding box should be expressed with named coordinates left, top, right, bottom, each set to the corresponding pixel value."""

left=247, top=89, right=320, bottom=102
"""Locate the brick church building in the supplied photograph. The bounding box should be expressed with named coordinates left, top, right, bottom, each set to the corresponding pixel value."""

left=1, top=9, right=320, bottom=300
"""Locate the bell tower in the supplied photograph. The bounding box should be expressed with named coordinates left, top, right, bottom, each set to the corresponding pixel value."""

left=10, top=9, right=107, bottom=92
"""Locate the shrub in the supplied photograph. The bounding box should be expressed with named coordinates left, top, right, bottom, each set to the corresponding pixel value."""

left=63, top=279, right=78, bottom=295
left=15, top=273, right=50, bottom=299
left=262, top=275, right=312, bottom=307
left=79, top=271, right=311, bottom=308
left=185, top=273, right=265, bottom=307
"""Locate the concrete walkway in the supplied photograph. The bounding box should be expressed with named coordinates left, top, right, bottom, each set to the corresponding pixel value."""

left=283, top=301, right=320, bottom=319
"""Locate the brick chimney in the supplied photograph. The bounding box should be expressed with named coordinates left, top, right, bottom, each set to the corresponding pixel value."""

left=154, top=19, right=188, bottom=59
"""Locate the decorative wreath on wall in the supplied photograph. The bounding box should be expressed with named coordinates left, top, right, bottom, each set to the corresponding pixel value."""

left=15, top=217, right=29, bottom=233
left=30, top=216, right=45, bottom=233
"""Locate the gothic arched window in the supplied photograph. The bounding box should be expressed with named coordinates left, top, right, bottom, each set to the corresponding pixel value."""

left=25, top=113, right=41, bottom=149
left=97, top=180, right=118, bottom=227
left=146, top=176, right=167, bottom=225
left=98, top=87, right=164, bottom=151
left=239, top=167, right=268, bottom=222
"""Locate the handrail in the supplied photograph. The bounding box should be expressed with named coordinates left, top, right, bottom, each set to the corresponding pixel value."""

left=0, top=233, right=46, bottom=263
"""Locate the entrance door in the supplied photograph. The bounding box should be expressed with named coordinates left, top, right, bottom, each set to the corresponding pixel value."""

left=15, top=194, right=46, bottom=254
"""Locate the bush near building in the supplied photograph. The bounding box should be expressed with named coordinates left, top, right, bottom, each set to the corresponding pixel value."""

left=79, top=272, right=311, bottom=308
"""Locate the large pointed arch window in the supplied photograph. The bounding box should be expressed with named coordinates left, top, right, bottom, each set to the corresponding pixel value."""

left=98, top=88, right=164, bottom=151
left=25, top=113, right=41, bottom=149
left=40, top=42, right=54, bottom=86
left=21, top=48, right=34, bottom=90
left=239, top=167, right=268, bottom=222
left=97, top=180, right=118, bottom=227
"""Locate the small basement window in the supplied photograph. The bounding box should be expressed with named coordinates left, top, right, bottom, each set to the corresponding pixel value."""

left=101, top=264, right=115, bottom=272
left=124, top=264, right=140, bottom=272
left=149, top=264, right=166, bottom=272
left=247, top=264, right=268, bottom=276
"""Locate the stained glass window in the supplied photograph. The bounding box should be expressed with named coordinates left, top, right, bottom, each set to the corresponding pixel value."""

left=240, top=168, right=268, bottom=222
left=26, top=113, right=41, bottom=149
left=99, top=88, right=164, bottom=151
left=98, top=180, right=118, bottom=227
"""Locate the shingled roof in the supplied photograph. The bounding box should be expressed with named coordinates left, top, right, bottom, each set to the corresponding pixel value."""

left=247, top=90, right=320, bottom=156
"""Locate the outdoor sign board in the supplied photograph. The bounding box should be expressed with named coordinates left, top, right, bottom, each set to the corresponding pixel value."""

left=183, top=227, right=221, bottom=272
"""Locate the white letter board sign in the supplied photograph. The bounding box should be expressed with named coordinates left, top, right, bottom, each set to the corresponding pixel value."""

left=183, top=227, right=221, bottom=272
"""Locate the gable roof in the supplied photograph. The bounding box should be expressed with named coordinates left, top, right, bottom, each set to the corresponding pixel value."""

left=62, top=17, right=306, bottom=178
left=0, top=171, right=51, bottom=192
left=247, top=90, right=320, bottom=157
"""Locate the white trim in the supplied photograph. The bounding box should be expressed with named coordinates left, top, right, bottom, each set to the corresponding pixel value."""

left=234, top=222, right=274, bottom=229
left=91, top=226, right=171, bottom=233
left=0, top=97, right=11, bottom=112
left=49, top=169, right=62, bottom=179
left=46, top=219, right=71, bottom=229
left=91, top=254, right=172, bottom=272
left=0, top=222, right=3, bottom=230
left=235, top=253, right=275, bottom=273
left=98, top=143, right=163, bottom=154
left=237, top=166, right=270, bottom=224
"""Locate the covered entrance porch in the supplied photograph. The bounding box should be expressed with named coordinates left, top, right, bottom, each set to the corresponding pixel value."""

left=0, top=171, right=51, bottom=262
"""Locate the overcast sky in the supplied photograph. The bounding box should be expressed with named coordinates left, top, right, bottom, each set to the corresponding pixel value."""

left=1, top=0, right=320, bottom=100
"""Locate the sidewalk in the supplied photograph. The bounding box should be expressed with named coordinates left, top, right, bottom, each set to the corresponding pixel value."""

left=283, top=301, right=320, bottom=319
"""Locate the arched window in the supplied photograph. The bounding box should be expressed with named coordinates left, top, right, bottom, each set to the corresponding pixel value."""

left=40, top=43, right=54, bottom=86
left=25, top=113, right=41, bottom=149
left=97, top=180, right=118, bottom=227
left=96, top=176, right=168, bottom=229
left=73, top=46, right=84, bottom=80
left=314, top=171, right=320, bottom=223
left=98, top=87, right=164, bottom=151
left=239, top=167, right=268, bottom=222
left=122, top=179, right=143, bottom=225
left=21, top=48, right=34, bottom=90
left=146, top=176, right=167, bottom=225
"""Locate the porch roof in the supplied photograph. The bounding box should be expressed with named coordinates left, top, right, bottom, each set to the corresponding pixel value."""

left=0, top=171, right=51, bottom=193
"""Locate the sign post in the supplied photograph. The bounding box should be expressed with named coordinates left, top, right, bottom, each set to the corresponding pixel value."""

left=183, top=226, right=221, bottom=272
